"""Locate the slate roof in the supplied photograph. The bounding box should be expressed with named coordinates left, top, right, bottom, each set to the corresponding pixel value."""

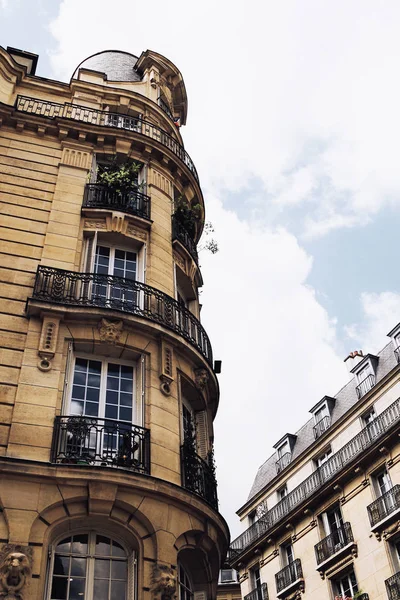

left=247, top=341, right=397, bottom=501
left=72, top=50, right=141, bottom=82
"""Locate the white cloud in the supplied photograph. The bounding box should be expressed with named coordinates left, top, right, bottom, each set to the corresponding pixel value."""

left=345, top=291, right=400, bottom=354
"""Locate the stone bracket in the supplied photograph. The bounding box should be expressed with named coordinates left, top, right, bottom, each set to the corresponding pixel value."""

left=37, top=313, right=63, bottom=371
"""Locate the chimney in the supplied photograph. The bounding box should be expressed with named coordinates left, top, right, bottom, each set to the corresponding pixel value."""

left=344, top=350, right=364, bottom=374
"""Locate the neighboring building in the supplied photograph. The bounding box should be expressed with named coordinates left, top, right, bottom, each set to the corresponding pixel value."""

left=228, top=329, right=400, bottom=600
left=0, top=45, right=229, bottom=599
left=217, top=569, right=241, bottom=600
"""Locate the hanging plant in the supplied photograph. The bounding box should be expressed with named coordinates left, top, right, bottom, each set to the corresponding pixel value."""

left=97, top=160, right=142, bottom=195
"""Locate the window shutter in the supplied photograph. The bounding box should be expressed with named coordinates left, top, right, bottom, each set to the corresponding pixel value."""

left=83, top=231, right=97, bottom=273
left=127, top=551, right=137, bottom=600
left=89, top=153, right=97, bottom=183
left=195, top=410, right=208, bottom=459
left=61, top=342, right=74, bottom=415
left=194, top=591, right=207, bottom=600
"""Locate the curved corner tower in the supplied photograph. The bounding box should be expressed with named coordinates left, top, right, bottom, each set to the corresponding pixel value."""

left=0, top=46, right=228, bottom=600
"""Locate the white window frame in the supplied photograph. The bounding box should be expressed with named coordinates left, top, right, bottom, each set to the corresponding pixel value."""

left=281, top=542, right=294, bottom=568
left=355, top=361, right=372, bottom=383
left=45, top=530, right=135, bottom=600
left=179, top=564, right=194, bottom=600
left=82, top=235, right=146, bottom=284
left=277, top=485, right=288, bottom=502
left=374, top=468, right=393, bottom=498
left=277, top=440, right=290, bottom=459
left=313, top=402, right=329, bottom=424
left=64, top=353, right=142, bottom=427
left=316, top=447, right=332, bottom=468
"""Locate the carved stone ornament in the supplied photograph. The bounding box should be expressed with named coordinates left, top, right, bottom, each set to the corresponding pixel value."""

left=194, top=368, right=209, bottom=391
left=98, top=319, right=124, bottom=344
left=159, top=374, right=173, bottom=396
left=0, top=544, right=32, bottom=600
left=151, top=564, right=177, bottom=600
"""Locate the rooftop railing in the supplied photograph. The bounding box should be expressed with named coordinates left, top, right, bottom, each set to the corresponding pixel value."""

left=314, top=522, right=354, bottom=565
left=386, top=572, right=400, bottom=600
left=244, top=583, right=269, bottom=600
left=15, top=95, right=199, bottom=182
left=313, top=415, right=331, bottom=439
left=367, top=484, right=400, bottom=527
left=83, top=183, right=151, bottom=220
left=29, top=266, right=213, bottom=365
left=51, top=416, right=150, bottom=474
left=172, top=216, right=199, bottom=264
left=275, top=559, right=303, bottom=594
left=228, top=397, right=400, bottom=564
left=356, top=373, right=375, bottom=399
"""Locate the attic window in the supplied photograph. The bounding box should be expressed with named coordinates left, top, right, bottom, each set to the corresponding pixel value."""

left=310, top=396, right=336, bottom=440
left=352, top=355, right=378, bottom=399
left=387, top=322, right=400, bottom=363
left=274, top=434, right=297, bottom=474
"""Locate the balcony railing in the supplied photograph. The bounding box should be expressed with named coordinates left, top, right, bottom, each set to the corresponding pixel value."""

left=29, top=266, right=213, bottom=365
left=51, top=416, right=150, bottom=474
left=83, top=183, right=151, bottom=220
left=314, top=522, right=354, bottom=565
left=244, top=583, right=269, bottom=600
left=15, top=95, right=199, bottom=182
left=228, top=397, right=400, bottom=564
left=172, top=216, right=199, bottom=264
left=276, top=452, right=291, bottom=473
left=356, top=373, right=375, bottom=399
left=275, top=559, right=303, bottom=594
left=313, top=415, right=331, bottom=439
left=181, top=444, right=218, bottom=510
left=386, top=572, right=400, bottom=600
left=367, top=484, right=400, bottom=527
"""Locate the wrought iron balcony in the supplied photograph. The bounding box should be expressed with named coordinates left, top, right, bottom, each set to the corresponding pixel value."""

left=276, top=452, right=291, bottom=473
left=172, top=216, right=199, bottom=264
left=15, top=95, right=199, bottom=182
left=180, top=442, right=218, bottom=510
left=83, top=183, right=151, bottom=220
left=51, top=416, right=150, bottom=474
left=275, top=559, right=303, bottom=594
left=367, top=484, right=400, bottom=527
left=228, top=397, right=400, bottom=564
left=356, top=373, right=375, bottom=399
left=313, top=415, right=331, bottom=439
left=314, top=522, right=354, bottom=566
left=244, top=583, right=269, bottom=600
left=29, top=266, right=213, bottom=365
left=386, top=572, right=400, bottom=600
left=395, top=345, right=400, bottom=363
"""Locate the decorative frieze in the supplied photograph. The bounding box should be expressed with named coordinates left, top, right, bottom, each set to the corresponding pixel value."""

left=61, top=146, right=92, bottom=170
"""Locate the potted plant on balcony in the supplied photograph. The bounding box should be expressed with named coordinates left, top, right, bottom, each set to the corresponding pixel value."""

left=173, top=196, right=202, bottom=239
left=97, top=160, right=143, bottom=196
left=63, top=416, right=92, bottom=465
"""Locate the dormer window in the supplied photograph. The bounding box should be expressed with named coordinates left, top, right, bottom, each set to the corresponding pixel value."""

left=274, top=434, right=297, bottom=474
left=352, top=355, right=378, bottom=399
left=387, top=322, right=400, bottom=363
left=310, top=396, right=335, bottom=439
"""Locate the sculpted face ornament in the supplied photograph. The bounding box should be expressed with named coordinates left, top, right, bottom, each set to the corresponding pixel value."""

left=98, top=318, right=124, bottom=344
left=0, top=546, right=32, bottom=600
left=194, top=368, right=209, bottom=391
left=151, top=564, right=177, bottom=600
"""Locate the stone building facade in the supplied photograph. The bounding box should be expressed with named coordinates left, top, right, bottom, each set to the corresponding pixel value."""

left=0, top=45, right=229, bottom=599
left=228, top=330, right=400, bottom=600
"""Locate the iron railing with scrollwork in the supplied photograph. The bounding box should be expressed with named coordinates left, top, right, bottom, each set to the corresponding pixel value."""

left=276, top=452, right=291, bottom=473
left=15, top=95, right=199, bottom=182
left=51, top=416, right=150, bottom=474
left=314, top=522, right=354, bottom=565
left=244, top=583, right=269, bottom=600
left=313, top=415, right=331, bottom=439
left=29, top=266, right=213, bottom=365
left=275, top=559, right=303, bottom=593
left=83, top=183, right=151, bottom=220
left=180, top=442, right=218, bottom=510
left=356, top=373, right=375, bottom=399
left=172, top=216, right=199, bottom=264
left=367, top=484, right=400, bottom=526
left=386, top=573, right=400, bottom=600
left=228, top=397, right=400, bottom=564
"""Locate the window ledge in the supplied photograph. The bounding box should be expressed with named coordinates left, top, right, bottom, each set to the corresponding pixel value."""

left=276, top=578, right=304, bottom=599
left=371, top=506, right=400, bottom=538
left=316, top=541, right=357, bottom=576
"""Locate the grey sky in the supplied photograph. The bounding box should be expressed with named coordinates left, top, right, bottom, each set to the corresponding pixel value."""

left=2, top=0, right=400, bottom=538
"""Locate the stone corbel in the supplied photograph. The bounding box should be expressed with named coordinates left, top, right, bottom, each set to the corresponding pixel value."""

left=38, top=313, right=62, bottom=371
left=159, top=338, right=174, bottom=396
left=0, top=543, right=33, bottom=599
left=194, top=368, right=209, bottom=392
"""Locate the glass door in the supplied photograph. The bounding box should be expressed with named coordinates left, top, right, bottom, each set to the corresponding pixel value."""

left=93, top=245, right=137, bottom=310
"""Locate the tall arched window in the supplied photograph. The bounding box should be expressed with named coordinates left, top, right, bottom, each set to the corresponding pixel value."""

left=179, top=565, right=193, bottom=600
left=48, top=532, right=132, bottom=600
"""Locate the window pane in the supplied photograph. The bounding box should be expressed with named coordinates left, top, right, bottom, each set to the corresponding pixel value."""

left=111, top=560, right=127, bottom=580
left=119, top=408, right=132, bottom=423
left=111, top=580, right=126, bottom=599
left=112, top=541, right=126, bottom=558
left=93, top=580, right=109, bottom=600
left=71, top=557, right=87, bottom=577
left=96, top=536, right=112, bottom=556
left=72, top=535, right=88, bottom=554
left=51, top=576, right=68, bottom=599
left=56, top=537, right=72, bottom=552
left=94, top=559, right=110, bottom=579
left=53, top=556, right=69, bottom=576
left=69, top=577, right=86, bottom=600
